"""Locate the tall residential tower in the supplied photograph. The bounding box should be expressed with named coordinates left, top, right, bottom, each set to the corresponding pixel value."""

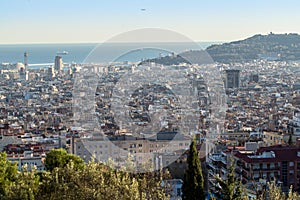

left=225, top=69, right=240, bottom=89
left=54, top=55, right=63, bottom=72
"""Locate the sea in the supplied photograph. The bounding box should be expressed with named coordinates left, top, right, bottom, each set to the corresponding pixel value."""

left=0, top=42, right=220, bottom=68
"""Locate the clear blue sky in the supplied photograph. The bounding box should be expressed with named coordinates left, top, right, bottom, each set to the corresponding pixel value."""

left=1, top=0, right=300, bottom=44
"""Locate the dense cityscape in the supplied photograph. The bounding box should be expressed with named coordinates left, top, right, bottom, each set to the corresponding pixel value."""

left=1, top=35, right=300, bottom=199
left=2, top=0, right=300, bottom=199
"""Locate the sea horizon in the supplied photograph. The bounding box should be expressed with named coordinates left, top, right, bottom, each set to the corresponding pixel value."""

left=0, top=42, right=222, bottom=65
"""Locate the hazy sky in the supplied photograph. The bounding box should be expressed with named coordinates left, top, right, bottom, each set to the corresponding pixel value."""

left=1, top=0, right=300, bottom=44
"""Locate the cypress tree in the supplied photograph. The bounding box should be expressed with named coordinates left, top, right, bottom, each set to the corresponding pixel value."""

left=288, top=134, right=293, bottom=146
left=182, top=137, right=205, bottom=200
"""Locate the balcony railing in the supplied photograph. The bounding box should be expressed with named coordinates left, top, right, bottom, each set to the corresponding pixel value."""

left=207, top=162, right=218, bottom=171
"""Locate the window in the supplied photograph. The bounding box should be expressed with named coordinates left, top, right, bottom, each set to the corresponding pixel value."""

left=270, top=163, right=275, bottom=169
left=262, top=172, right=267, bottom=178
left=262, top=164, right=267, bottom=169
left=253, top=164, right=260, bottom=170
left=290, top=162, right=294, bottom=167
left=253, top=173, right=259, bottom=178
left=245, top=163, right=249, bottom=168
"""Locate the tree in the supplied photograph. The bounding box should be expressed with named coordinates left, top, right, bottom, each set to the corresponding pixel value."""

left=135, top=170, right=170, bottom=200
left=182, top=137, right=205, bottom=200
left=44, top=148, right=84, bottom=171
left=256, top=182, right=300, bottom=200
left=214, top=157, right=244, bottom=200
left=267, top=181, right=285, bottom=200
left=0, top=151, right=169, bottom=199
left=287, top=185, right=299, bottom=200
left=6, top=165, right=40, bottom=200
left=0, top=152, right=18, bottom=198
left=288, top=134, right=293, bottom=146
left=38, top=159, right=168, bottom=200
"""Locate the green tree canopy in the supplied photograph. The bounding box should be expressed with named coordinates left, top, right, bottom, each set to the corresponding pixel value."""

left=0, top=151, right=169, bottom=200
left=0, top=152, right=18, bottom=198
left=44, top=148, right=84, bottom=171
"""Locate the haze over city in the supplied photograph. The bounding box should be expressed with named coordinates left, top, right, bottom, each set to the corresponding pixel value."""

left=1, top=0, right=300, bottom=44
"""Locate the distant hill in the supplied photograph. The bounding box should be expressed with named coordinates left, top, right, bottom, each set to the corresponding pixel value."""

left=207, top=33, right=300, bottom=63
left=140, top=33, right=300, bottom=64
left=138, top=50, right=213, bottom=65
left=139, top=54, right=191, bottom=66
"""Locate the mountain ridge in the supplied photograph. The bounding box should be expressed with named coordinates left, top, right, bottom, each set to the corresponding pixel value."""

left=140, top=33, right=300, bottom=64
left=206, top=32, right=300, bottom=63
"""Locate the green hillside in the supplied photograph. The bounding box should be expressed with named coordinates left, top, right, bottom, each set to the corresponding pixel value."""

left=206, top=33, right=300, bottom=63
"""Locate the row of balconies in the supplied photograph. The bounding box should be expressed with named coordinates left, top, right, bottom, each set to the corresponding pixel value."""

left=251, top=167, right=280, bottom=171
left=241, top=173, right=279, bottom=182
left=237, top=161, right=280, bottom=171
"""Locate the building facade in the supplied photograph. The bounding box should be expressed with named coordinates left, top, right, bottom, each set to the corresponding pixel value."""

left=54, top=56, right=63, bottom=72
left=234, top=145, right=300, bottom=192
left=225, top=69, right=240, bottom=89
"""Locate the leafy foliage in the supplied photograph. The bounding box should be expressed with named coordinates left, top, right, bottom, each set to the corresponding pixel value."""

left=0, top=152, right=18, bottom=198
left=256, top=182, right=300, bottom=200
left=6, top=165, right=40, bottom=200
left=44, top=148, right=84, bottom=171
left=0, top=151, right=169, bottom=200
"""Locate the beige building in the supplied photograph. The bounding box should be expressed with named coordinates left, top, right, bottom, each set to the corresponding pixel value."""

left=74, top=133, right=190, bottom=169
left=263, top=131, right=296, bottom=146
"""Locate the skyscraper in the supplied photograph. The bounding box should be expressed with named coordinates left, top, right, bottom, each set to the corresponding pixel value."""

left=47, top=66, right=55, bottom=80
left=54, top=56, right=63, bottom=72
left=225, top=69, right=240, bottom=89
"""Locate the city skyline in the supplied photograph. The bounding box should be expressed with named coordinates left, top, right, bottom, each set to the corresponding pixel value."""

left=1, top=0, right=300, bottom=44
